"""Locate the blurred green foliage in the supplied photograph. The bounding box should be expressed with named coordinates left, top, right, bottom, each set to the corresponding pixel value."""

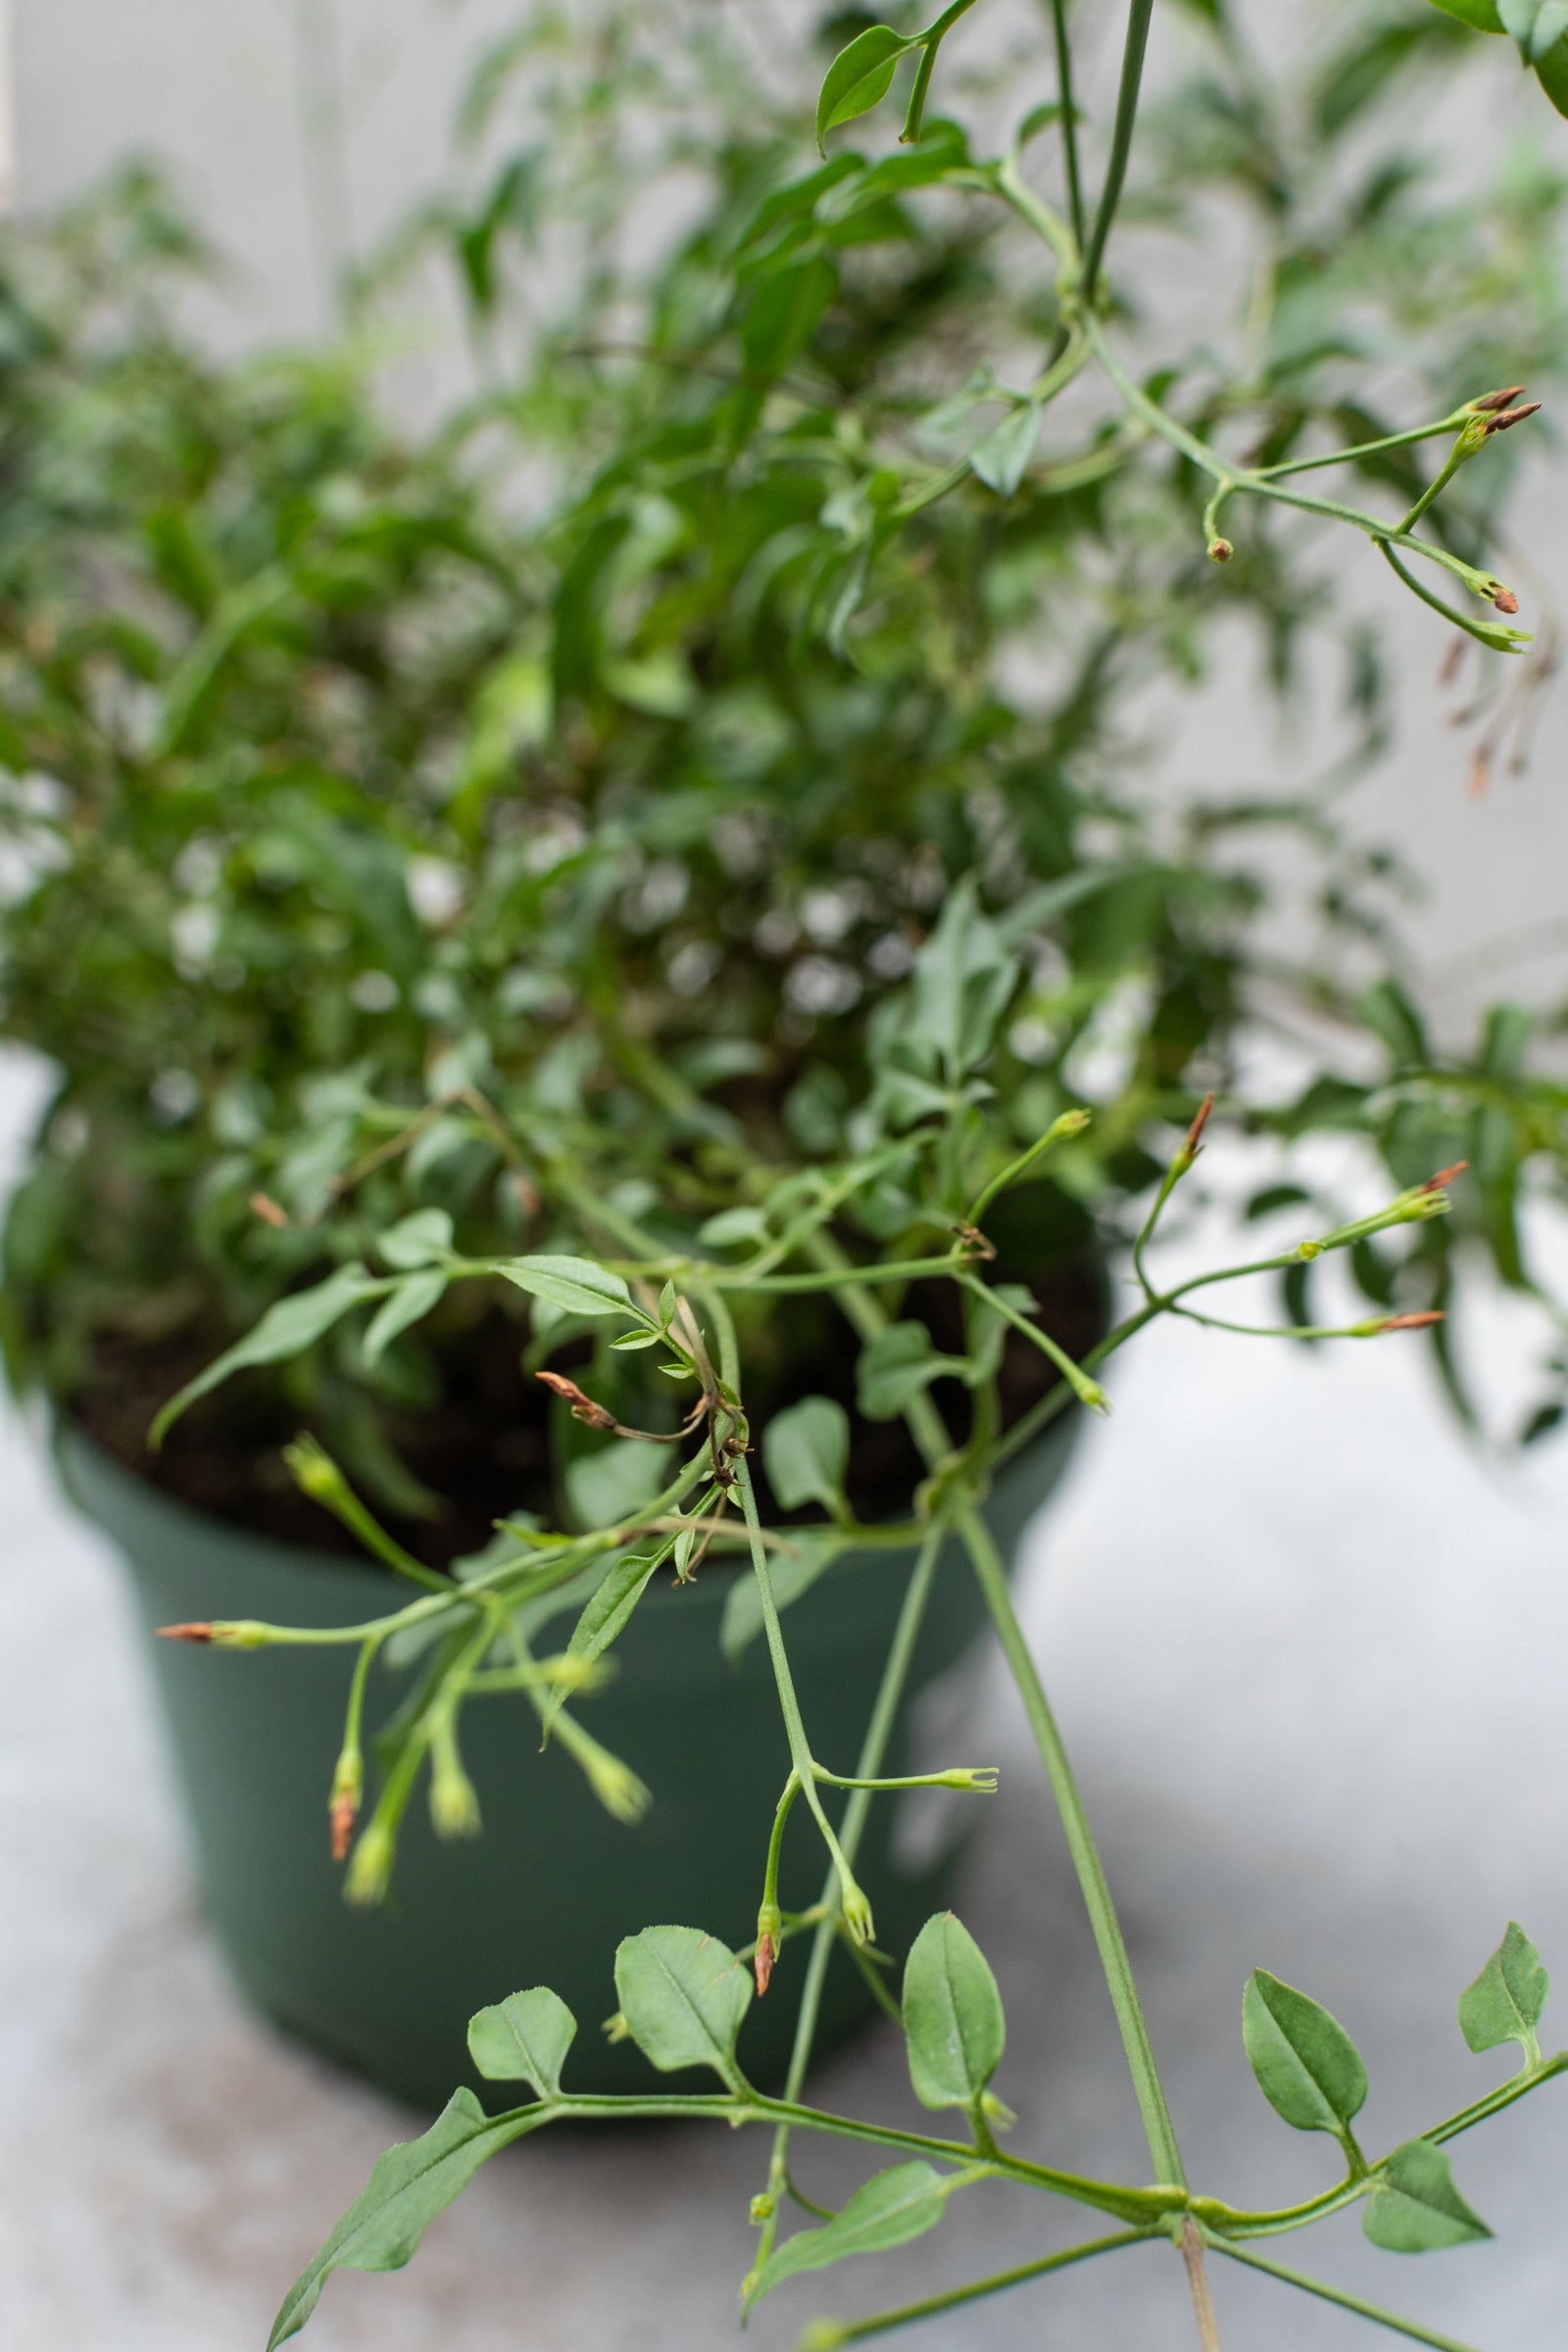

left=2, top=2, right=1567, bottom=1515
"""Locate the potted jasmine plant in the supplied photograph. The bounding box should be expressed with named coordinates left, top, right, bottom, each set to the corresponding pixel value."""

left=3, top=0, right=1567, bottom=2180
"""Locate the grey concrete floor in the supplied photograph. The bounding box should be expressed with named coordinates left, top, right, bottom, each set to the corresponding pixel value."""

left=3, top=1040, right=1566, bottom=2351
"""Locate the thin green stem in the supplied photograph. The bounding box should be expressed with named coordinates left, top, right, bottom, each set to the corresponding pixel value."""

left=752, top=1521, right=949, bottom=2283
left=963, top=1271, right=1108, bottom=1411
left=758, top=1771, right=801, bottom=1948
left=733, top=1450, right=869, bottom=1934
left=1080, top=0, right=1154, bottom=304
left=957, top=1498, right=1186, bottom=2188
left=1257, top=413, right=1466, bottom=481
left=1208, top=2240, right=1485, bottom=2352
left=1047, top=0, right=1086, bottom=252
left=808, top=2226, right=1160, bottom=2343
left=902, top=0, right=981, bottom=146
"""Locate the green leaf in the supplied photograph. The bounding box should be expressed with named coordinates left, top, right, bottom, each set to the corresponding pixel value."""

left=376, top=1206, right=455, bottom=1269
left=364, top=1268, right=447, bottom=1366
left=1243, top=1969, right=1368, bottom=2136
left=1423, top=0, right=1502, bottom=25
left=903, top=1912, right=1005, bottom=2111
left=696, top=1204, right=770, bottom=1249
left=495, top=1252, right=635, bottom=1318
left=151, top=1261, right=385, bottom=1446
left=1363, top=2139, right=1493, bottom=2252
left=1458, top=1922, right=1548, bottom=2061
left=749, top=2162, right=950, bottom=2302
left=906, top=877, right=1018, bottom=1081
left=968, top=403, right=1040, bottom=498
left=563, top=1549, right=659, bottom=1674
left=613, top=1925, right=752, bottom=2080
left=719, top=1531, right=846, bottom=1660
left=564, top=1439, right=665, bottom=1533
left=815, top=24, right=915, bottom=154
left=857, top=1321, right=968, bottom=1421
left=1536, top=29, right=1568, bottom=110
left=762, top=1395, right=851, bottom=1513
left=466, top=1986, right=576, bottom=2097
left=1498, top=0, right=1568, bottom=61
left=267, top=2089, right=525, bottom=2345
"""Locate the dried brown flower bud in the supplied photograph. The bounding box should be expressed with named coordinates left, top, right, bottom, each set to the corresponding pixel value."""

left=1469, top=746, right=1492, bottom=799
left=1491, top=586, right=1520, bottom=614
left=755, top=1934, right=776, bottom=1997
left=1207, top=537, right=1234, bottom=564
left=250, top=1193, right=290, bottom=1228
left=1472, top=384, right=1526, bottom=415
left=1182, top=1092, right=1216, bottom=1161
left=535, top=1370, right=617, bottom=1430
left=1421, top=1160, right=1468, bottom=1194
left=157, top=1621, right=215, bottom=1642
left=330, top=1788, right=359, bottom=1864
left=1377, top=1310, right=1446, bottom=1333
left=1482, top=402, right=1541, bottom=436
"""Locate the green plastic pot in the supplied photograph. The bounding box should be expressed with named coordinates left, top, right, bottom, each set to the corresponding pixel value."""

left=59, top=1415, right=1079, bottom=2111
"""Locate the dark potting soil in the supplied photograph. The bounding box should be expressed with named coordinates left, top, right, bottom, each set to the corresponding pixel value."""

left=70, top=1238, right=1105, bottom=1574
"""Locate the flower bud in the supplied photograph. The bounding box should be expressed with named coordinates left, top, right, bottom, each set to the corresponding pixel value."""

left=754, top=1932, right=777, bottom=1997
left=535, top=1369, right=617, bottom=1430
left=345, top=1818, right=396, bottom=1908
left=329, top=1748, right=362, bottom=1863
left=581, top=1744, right=651, bottom=1825
left=1207, top=537, right=1234, bottom=564
left=157, top=1618, right=273, bottom=1647
left=430, top=1747, right=482, bottom=1840
left=841, top=1880, right=876, bottom=1947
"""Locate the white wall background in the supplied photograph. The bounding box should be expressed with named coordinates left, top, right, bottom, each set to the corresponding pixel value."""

left=3, top=7, right=1567, bottom=2350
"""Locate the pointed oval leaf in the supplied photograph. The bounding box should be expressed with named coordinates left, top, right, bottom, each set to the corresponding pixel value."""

left=815, top=25, right=914, bottom=153
left=267, top=2088, right=529, bottom=2346
left=1458, top=1921, right=1549, bottom=2058
left=495, top=1253, right=634, bottom=1317
left=1243, top=1969, right=1367, bottom=2134
left=151, top=1261, right=383, bottom=1445
left=467, top=1986, right=576, bottom=2098
left=969, top=403, right=1041, bottom=498
left=1363, top=2139, right=1493, bottom=2253
left=762, top=1395, right=851, bottom=1513
left=377, top=1207, right=455, bottom=1270
left=857, top=1322, right=967, bottom=1421
left=903, top=1912, right=1005, bottom=2110
left=1422, top=0, right=1502, bottom=26
left=565, top=1550, right=659, bottom=1667
left=613, top=1925, right=752, bottom=2079
left=564, top=1438, right=665, bottom=1533
left=364, top=1268, right=448, bottom=1365
left=749, top=2162, right=949, bottom=2303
